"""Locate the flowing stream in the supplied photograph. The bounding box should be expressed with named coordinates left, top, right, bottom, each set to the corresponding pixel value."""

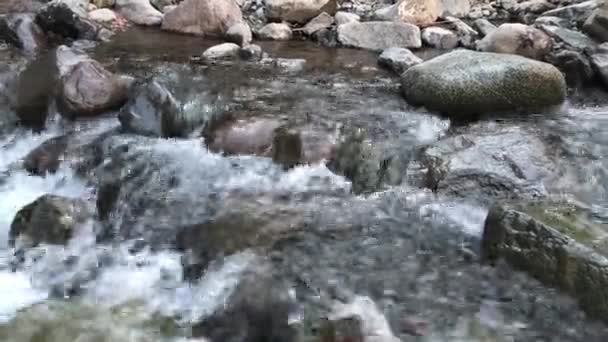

left=0, top=27, right=607, bottom=341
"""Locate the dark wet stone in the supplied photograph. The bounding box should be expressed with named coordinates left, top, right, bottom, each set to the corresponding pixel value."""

left=591, top=52, right=608, bottom=87
left=545, top=49, right=595, bottom=87
left=0, top=13, right=46, bottom=55
left=482, top=199, right=608, bottom=323
left=23, top=135, right=69, bottom=175
left=328, top=129, right=405, bottom=194
left=401, top=50, right=566, bottom=116
left=118, top=80, right=186, bottom=137
left=584, top=8, right=608, bottom=43
left=35, top=2, right=99, bottom=41
left=272, top=127, right=303, bottom=170
left=193, top=261, right=298, bottom=341
left=419, top=125, right=553, bottom=199
left=239, top=43, right=263, bottom=61
left=9, top=194, right=91, bottom=248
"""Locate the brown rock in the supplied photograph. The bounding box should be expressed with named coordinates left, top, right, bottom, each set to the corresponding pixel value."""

left=161, top=0, right=244, bottom=36
left=266, top=0, right=338, bottom=24
left=476, top=23, right=552, bottom=60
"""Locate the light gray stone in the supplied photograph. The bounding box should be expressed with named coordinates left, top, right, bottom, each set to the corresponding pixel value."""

left=337, top=21, right=421, bottom=51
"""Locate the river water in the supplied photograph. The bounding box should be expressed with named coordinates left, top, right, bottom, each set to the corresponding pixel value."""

left=0, top=26, right=607, bottom=341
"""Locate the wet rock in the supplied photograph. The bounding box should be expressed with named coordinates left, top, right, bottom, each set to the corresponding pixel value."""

left=334, top=11, right=360, bottom=25
left=324, top=296, right=401, bottom=342
left=257, top=22, right=292, bottom=40
left=35, top=1, right=99, bottom=41
left=311, top=26, right=338, bottom=47
left=162, top=0, right=244, bottom=37
left=267, top=57, right=307, bottom=73
left=534, top=15, right=568, bottom=27
left=118, top=80, right=212, bottom=138
left=176, top=197, right=307, bottom=277
left=546, top=49, right=594, bottom=87
left=472, top=18, right=496, bottom=37
left=23, top=135, right=69, bottom=175
left=540, top=25, right=596, bottom=52
left=225, top=22, right=252, bottom=46
left=9, top=194, right=91, bottom=247
left=87, top=8, right=117, bottom=24
left=443, top=16, right=478, bottom=48
left=583, top=9, right=608, bottom=43
left=202, top=42, right=240, bottom=61
left=301, top=12, right=334, bottom=36
left=539, top=0, right=599, bottom=29
left=374, top=0, right=442, bottom=26
left=207, top=118, right=283, bottom=156
left=482, top=199, right=608, bottom=322
left=401, top=50, right=566, bottom=116
left=115, top=0, right=163, bottom=26
left=0, top=13, right=47, bottom=55
left=239, top=43, right=263, bottom=60
left=56, top=46, right=134, bottom=118
left=378, top=47, right=422, bottom=75
left=421, top=26, right=458, bottom=49
left=419, top=125, right=553, bottom=199
left=337, top=21, right=421, bottom=51
left=328, top=129, right=404, bottom=194
left=266, top=0, right=338, bottom=24
left=271, top=127, right=303, bottom=169
left=476, top=23, right=552, bottom=60
left=9, top=54, right=56, bottom=129
left=193, top=260, right=298, bottom=341
left=591, top=52, right=608, bottom=87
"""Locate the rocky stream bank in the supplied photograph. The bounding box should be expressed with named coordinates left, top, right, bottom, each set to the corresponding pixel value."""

left=0, top=0, right=608, bottom=341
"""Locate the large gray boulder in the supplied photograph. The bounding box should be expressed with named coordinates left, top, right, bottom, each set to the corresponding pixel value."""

left=401, top=50, right=566, bottom=116
left=337, top=21, right=421, bottom=51
left=161, top=0, right=244, bottom=36
left=56, top=46, right=134, bottom=118
left=115, top=0, right=163, bottom=26
left=482, top=199, right=608, bottom=322
left=9, top=194, right=91, bottom=248
left=476, top=23, right=552, bottom=60
left=266, top=0, right=338, bottom=24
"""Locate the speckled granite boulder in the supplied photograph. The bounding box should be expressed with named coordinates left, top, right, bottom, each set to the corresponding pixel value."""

left=482, top=199, right=608, bottom=322
left=401, top=50, right=566, bottom=116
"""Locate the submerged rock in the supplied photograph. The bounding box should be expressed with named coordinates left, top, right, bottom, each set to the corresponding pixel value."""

left=9, top=194, right=91, bottom=247
left=482, top=199, right=608, bottom=322
left=115, top=0, right=163, bottom=26
left=476, top=23, right=551, bottom=60
left=0, top=13, right=47, bottom=55
left=161, top=0, right=244, bottom=37
left=23, top=135, right=69, bottom=175
left=377, top=47, right=422, bottom=75
left=56, top=46, right=134, bottom=118
left=206, top=117, right=283, bottom=156
left=401, top=50, right=566, bottom=116
left=337, top=21, right=421, bottom=51
left=266, top=0, right=337, bottom=24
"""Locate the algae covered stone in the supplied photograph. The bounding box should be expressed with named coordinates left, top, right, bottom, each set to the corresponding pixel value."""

left=482, top=199, right=608, bottom=322
left=401, top=50, right=566, bottom=117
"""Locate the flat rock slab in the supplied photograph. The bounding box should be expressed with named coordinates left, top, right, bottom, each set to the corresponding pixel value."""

left=483, top=199, right=608, bottom=322
left=337, top=21, right=421, bottom=51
